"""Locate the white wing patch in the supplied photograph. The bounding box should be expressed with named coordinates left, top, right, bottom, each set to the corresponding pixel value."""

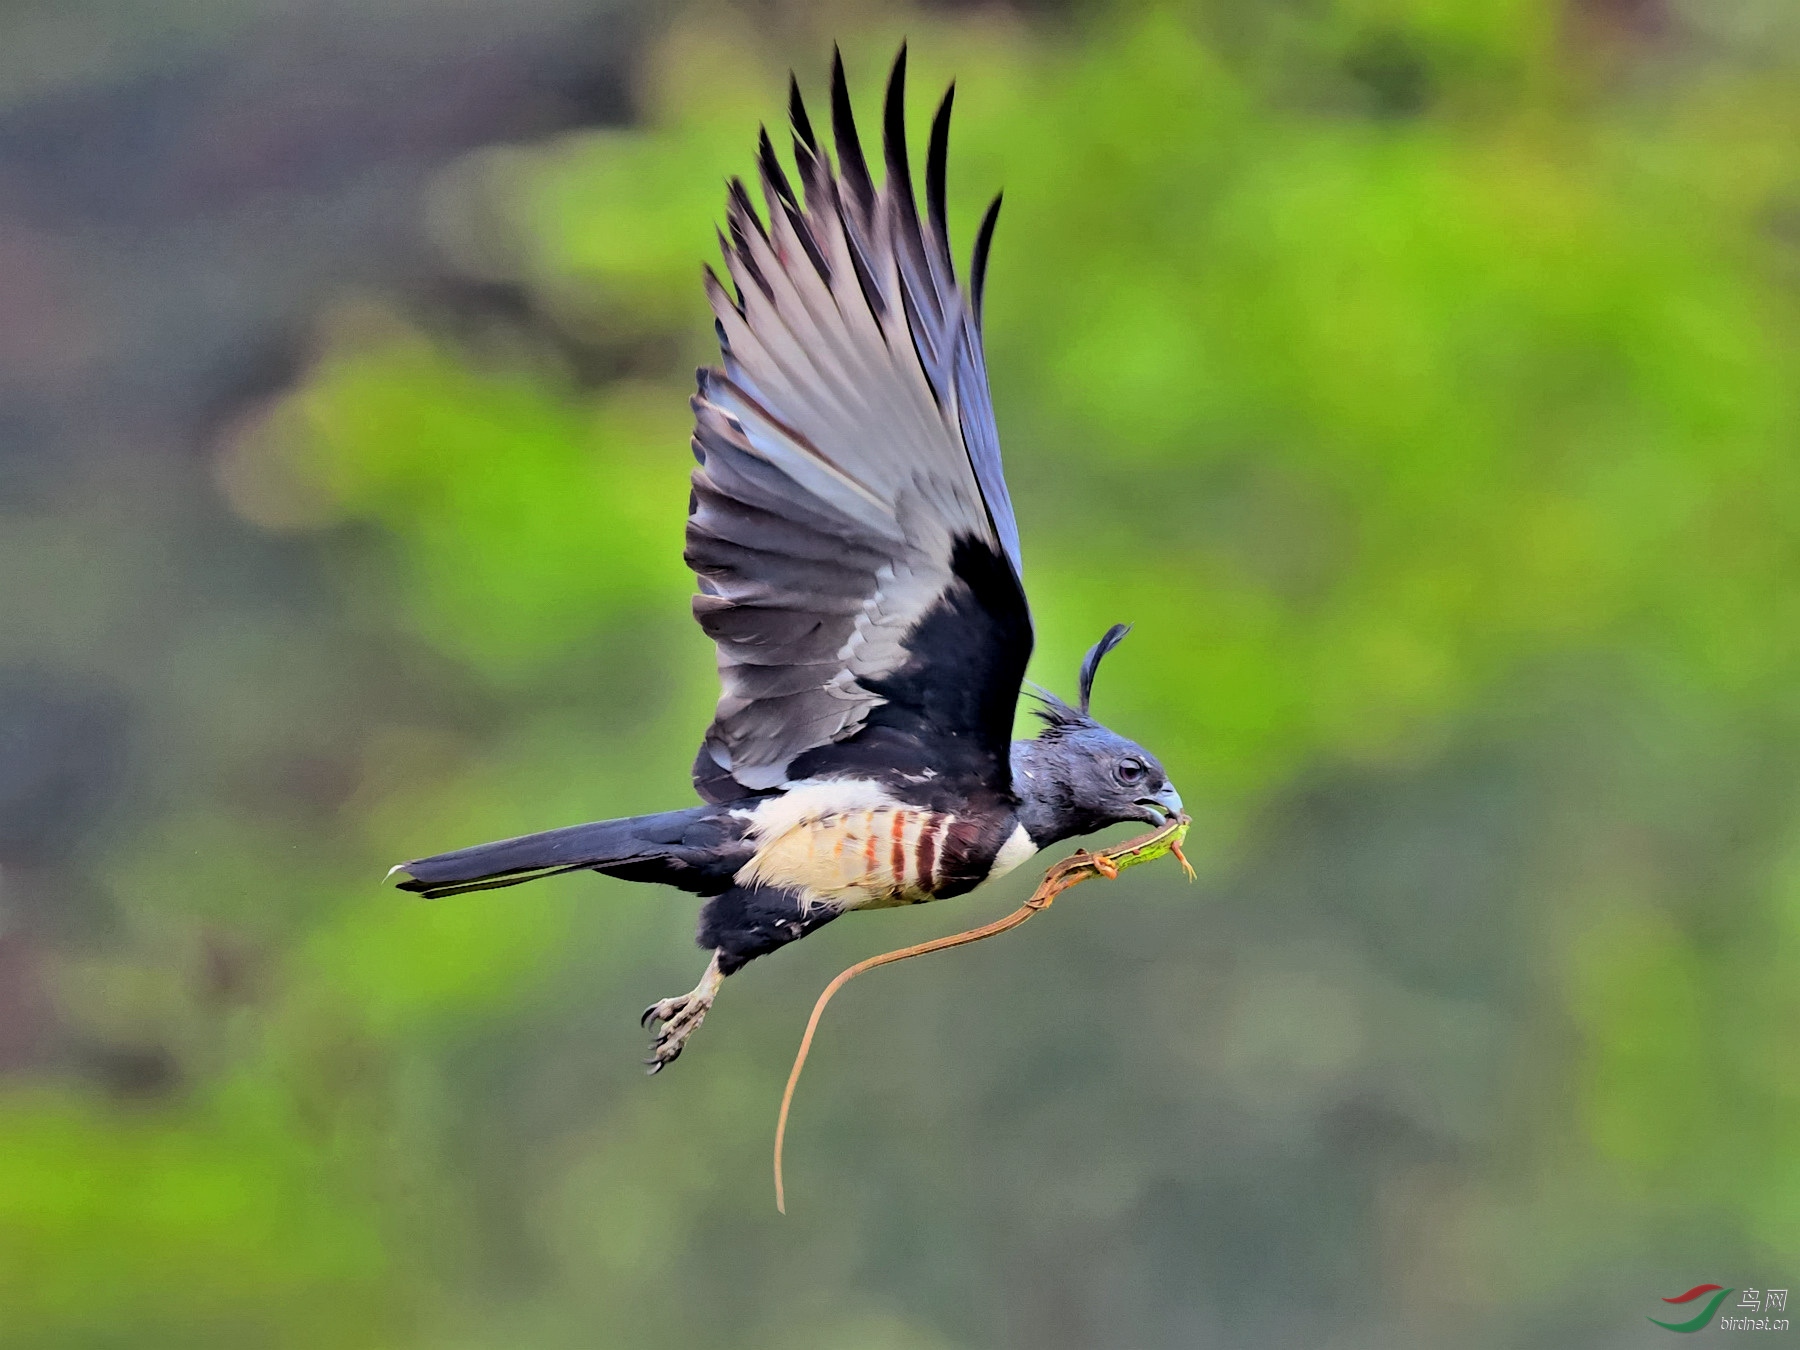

left=984, top=824, right=1038, bottom=884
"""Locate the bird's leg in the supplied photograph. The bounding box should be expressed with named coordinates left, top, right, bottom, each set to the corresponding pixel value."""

left=641, top=951, right=724, bottom=1074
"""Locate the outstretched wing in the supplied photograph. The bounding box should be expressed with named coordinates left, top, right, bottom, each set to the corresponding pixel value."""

left=685, top=47, right=1031, bottom=802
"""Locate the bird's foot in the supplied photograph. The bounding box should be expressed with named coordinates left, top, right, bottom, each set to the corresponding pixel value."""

left=640, top=953, right=724, bottom=1074
left=1078, top=848, right=1120, bottom=880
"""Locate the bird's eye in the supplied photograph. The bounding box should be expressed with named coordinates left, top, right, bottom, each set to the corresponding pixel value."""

left=1116, top=758, right=1145, bottom=785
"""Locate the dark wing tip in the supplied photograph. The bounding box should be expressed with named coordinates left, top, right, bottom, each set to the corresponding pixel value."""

left=882, top=44, right=914, bottom=202
left=789, top=72, right=818, bottom=153
left=831, top=46, right=874, bottom=213
left=1078, top=622, right=1133, bottom=714
left=971, top=191, right=1003, bottom=322
left=726, top=175, right=768, bottom=240
left=926, top=81, right=955, bottom=245
left=759, top=123, right=830, bottom=281
left=757, top=123, right=804, bottom=219
left=706, top=253, right=746, bottom=324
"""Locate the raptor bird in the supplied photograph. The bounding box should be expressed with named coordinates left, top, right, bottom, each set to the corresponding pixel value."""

left=391, top=48, right=1183, bottom=1071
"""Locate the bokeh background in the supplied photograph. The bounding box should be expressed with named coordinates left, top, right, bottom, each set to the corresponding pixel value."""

left=5, top=0, right=1800, bottom=1345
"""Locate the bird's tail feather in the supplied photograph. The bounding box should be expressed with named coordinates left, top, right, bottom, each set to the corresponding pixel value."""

left=391, top=807, right=716, bottom=900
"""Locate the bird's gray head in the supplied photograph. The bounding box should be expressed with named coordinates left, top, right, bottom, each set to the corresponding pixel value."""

left=1010, top=624, right=1184, bottom=847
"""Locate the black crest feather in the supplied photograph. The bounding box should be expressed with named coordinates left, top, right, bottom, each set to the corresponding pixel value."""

left=1079, top=623, right=1131, bottom=714
left=1028, top=623, right=1132, bottom=738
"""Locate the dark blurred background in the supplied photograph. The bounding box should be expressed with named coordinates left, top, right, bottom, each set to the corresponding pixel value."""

left=5, top=0, right=1800, bottom=1345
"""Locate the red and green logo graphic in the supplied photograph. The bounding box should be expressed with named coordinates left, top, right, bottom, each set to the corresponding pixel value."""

left=1650, top=1284, right=1733, bottom=1333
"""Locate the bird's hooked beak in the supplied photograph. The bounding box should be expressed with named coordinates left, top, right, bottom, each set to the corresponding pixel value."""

left=1136, top=781, right=1184, bottom=824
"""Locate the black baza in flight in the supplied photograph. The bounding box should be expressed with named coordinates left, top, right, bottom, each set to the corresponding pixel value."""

left=391, top=47, right=1182, bottom=1071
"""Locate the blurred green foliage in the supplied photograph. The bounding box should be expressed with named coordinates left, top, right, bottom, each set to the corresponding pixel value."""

left=15, top=0, right=1800, bottom=1345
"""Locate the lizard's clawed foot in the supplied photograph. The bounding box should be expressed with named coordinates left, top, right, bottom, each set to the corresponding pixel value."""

left=641, top=953, right=723, bottom=1074
left=1088, top=851, right=1120, bottom=880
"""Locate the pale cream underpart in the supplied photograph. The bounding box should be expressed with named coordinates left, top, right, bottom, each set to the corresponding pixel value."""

left=732, top=780, right=1040, bottom=913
